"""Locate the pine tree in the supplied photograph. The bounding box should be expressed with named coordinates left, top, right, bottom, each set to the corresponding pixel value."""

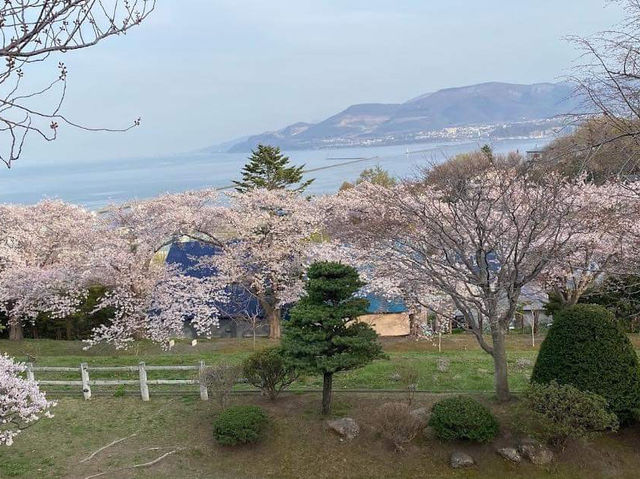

left=233, top=144, right=314, bottom=193
left=281, top=261, right=385, bottom=415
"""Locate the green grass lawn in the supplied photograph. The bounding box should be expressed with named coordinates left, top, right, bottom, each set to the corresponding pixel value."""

left=0, top=335, right=543, bottom=396
left=2, top=334, right=640, bottom=478
left=2, top=333, right=639, bottom=396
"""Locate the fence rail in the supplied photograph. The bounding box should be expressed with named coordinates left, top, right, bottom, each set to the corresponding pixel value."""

left=28, top=363, right=528, bottom=400
left=28, top=361, right=209, bottom=401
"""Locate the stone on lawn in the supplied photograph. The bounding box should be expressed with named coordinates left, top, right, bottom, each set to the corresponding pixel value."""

left=437, top=358, right=450, bottom=372
left=497, top=447, right=521, bottom=463
left=450, top=451, right=475, bottom=468
left=326, top=417, right=360, bottom=441
left=389, top=372, right=401, bottom=382
left=518, top=439, right=554, bottom=465
left=515, top=358, right=533, bottom=369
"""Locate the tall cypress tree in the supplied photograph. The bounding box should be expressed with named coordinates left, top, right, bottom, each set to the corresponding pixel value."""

left=282, top=261, right=385, bottom=415
left=233, top=144, right=314, bottom=193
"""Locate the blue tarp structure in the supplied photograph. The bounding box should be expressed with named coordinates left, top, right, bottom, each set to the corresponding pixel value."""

left=365, top=295, right=407, bottom=314
left=166, top=241, right=407, bottom=316
left=166, top=241, right=261, bottom=317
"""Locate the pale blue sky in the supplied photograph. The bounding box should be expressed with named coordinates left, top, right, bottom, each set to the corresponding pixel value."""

left=14, top=0, right=625, bottom=165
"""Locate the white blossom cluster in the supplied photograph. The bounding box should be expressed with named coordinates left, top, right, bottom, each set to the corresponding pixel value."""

left=0, top=354, right=55, bottom=446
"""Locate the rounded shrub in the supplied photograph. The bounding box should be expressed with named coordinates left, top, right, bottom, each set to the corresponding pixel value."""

left=531, top=304, right=640, bottom=424
left=520, top=381, right=619, bottom=448
left=242, top=347, right=298, bottom=400
left=213, top=405, right=269, bottom=446
left=428, top=396, right=499, bottom=442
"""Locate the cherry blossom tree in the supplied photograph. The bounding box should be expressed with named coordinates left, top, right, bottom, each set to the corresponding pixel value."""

left=0, top=189, right=326, bottom=346
left=199, top=189, right=325, bottom=339
left=0, top=200, right=98, bottom=340
left=84, top=191, right=226, bottom=348
left=84, top=188, right=327, bottom=345
left=0, top=0, right=155, bottom=168
left=0, top=354, right=55, bottom=446
left=536, top=179, right=636, bottom=306
left=324, top=156, right=609, bottom=402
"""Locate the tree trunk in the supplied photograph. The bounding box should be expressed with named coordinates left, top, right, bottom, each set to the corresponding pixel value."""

left=9, top=321, right=24, bottom=341
left=408, top=313, right=418, bottom=337
left=322, top=372, right=333, bottom=415
left=267, top=307, right=281, bottom=340
left=491, top=326, right=510, bottom=402
left=252, top=325, right=257, bottom=350
left=65, top=318, right=73, bottom=340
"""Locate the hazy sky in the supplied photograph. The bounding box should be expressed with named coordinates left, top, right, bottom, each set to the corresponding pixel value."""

left=12, top=0, right=626, bottom=165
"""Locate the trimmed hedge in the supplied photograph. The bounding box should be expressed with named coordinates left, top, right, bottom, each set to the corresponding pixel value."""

left=213, top=405, right=269, bottom=446
left=428, top=396, right=499, bottom=442
left=531, top=304, right=640, bottom=424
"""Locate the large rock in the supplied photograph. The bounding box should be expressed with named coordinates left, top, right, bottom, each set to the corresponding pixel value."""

left=515, top=357, right=533, bottom=369
left=409, top=407, right=429, bottom=425
left=326, top=417, right=360, bottom=441
left=497, top=447, right=522, bottom=463
left=450, top=451, right=475, bottom=468
left=518, top=439, right=554, bottom=465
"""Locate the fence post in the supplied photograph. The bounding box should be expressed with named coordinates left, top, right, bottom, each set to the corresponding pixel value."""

left=80, top=362, right=92, bottom=400
left=139, top=362, right=150, bottom=401
left=26, top=363, right=35, bottom=382
left=199, top=360, right=208, bottom=401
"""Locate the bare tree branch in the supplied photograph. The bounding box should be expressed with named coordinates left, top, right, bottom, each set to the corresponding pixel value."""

left=0, top=0, right=155, bottom=168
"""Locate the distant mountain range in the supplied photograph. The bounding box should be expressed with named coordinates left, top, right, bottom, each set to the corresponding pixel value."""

left=218, top=82, right=579, bottom=152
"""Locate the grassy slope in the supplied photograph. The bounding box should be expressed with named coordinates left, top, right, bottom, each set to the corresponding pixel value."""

left=2, top=334, right=640, bottom=478
left=3, top=394, right=640, bottom=479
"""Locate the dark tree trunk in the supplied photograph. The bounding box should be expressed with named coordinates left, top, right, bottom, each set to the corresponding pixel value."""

left=491, top=326, right=510, bottom=402
left=9, top=321, right=23, bottom=341
left=65, top=318, right=73, bottom=340
left=322, top=372, right=333, bottom=415
left=266, top=306, right=281, bottom=340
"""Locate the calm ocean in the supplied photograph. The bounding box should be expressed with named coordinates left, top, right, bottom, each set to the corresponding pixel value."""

left=0, top=138, right=549, bottom=209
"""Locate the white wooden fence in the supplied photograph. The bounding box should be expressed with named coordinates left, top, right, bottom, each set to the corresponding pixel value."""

left=28, top=361, right=209, bottom=401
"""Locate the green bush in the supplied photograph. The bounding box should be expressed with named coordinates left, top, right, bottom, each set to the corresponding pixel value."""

left=531, top=304, right=640, bottom=424
left=242, top=347, right=298, bottom=400
left=519, top=381, right=619, bottom=448
left=213, top=405, right=268, bottom=446
left=428, top=396, right=499, bottom=442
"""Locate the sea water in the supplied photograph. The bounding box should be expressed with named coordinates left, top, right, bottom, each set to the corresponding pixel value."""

left=0, top=138, right=549, bottom=209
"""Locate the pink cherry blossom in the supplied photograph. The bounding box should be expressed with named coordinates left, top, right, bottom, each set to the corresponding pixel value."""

left=0, top=354, right=55, bottom=446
